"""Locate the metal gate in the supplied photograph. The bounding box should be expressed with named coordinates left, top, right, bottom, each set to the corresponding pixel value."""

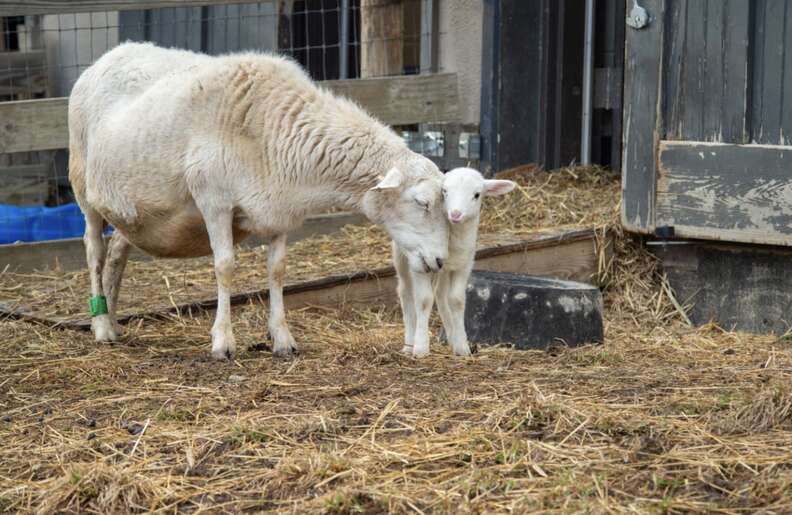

left=622, top=0, right=792, bottom=246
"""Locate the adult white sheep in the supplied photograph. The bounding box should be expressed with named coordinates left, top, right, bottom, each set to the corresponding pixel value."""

left=69, top=42, right=449, bottom=359
left=394, top=167, right=515, bottom=357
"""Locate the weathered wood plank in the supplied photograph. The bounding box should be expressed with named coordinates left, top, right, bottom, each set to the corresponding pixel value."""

left=656, top=140, right=792, bottom=246
left=682, top=0, right=705, bottom=141
left=1, top=228, right=606, bottom=329
left=0, top=211, right=366, bottom=273
left=702, top=0, right=724, bottom=141
left=621, top=0, right=665, bottom=233
left=360, top=0, right=403, bottom=78
left=0, top=0, right=266, bottom=16
left=0, top=73, right=458, bottom=153
left=721, top=0, right=750, bottom=143
left=752, top=0, right=787, bottom=145
left=663, top=0, right=686, bottom=141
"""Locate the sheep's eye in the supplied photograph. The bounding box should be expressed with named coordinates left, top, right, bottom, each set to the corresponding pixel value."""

left=474, top=192, right=481, bottom=200
left=415, top=198, right=429, bottom=210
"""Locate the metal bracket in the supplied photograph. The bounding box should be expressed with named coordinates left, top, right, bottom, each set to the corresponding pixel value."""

left=402, top=131, right=445, bottom=157
left=626, top=1, right=650, bottom=29
left=458, top=133, right=481, bottom=160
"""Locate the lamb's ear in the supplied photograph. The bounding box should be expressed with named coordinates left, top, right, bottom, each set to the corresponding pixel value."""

left=483, top=179, right=516, bottom=196
left=371, top=167, right=404, bottom=190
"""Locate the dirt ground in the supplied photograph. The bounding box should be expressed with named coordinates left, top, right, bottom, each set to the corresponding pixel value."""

left=2, top=168, right=792, bottom=513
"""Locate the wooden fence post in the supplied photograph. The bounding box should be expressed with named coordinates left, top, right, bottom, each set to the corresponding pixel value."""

left=360, top=0, right=404, bottom=78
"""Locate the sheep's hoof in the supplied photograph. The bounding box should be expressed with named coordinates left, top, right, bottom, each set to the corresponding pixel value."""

left=92, top=315, right=119, bottom=343
left=400, top=344, right=413, bottom=355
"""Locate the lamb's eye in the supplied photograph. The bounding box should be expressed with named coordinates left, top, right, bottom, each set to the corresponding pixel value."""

left=474, top=192, right=481, bottom=200
left=415, top=198, right=429, bottom=210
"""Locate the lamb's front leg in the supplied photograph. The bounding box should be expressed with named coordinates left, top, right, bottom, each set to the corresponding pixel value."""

left=410, top=272, right=435, bottom=358
left=445, top=270, right=472, bottom=356
left=393, top=245, right=417, bottom=354
left=204, top=210, right=237, bottom=360
left=268, top=233, right=297, bottom=357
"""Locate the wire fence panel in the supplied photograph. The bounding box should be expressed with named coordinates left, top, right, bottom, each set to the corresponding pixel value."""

left=0, top=0, right=441, bottom=243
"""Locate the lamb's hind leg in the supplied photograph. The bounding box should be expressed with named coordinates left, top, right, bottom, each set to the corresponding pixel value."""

left=83, top=208, right=117, bottom=342
left=102, top=231, right=131, bottom=336
left=202, top=208, right=237, bottom=360
left=268, top=233, right=297, bottom=357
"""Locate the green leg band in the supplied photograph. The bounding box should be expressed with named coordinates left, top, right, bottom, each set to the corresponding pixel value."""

left=89, top=296, right=108, bottom=317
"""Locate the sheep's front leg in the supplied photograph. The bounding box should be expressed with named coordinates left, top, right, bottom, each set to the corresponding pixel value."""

left=410, top=272, right=434, bottom=358
left=446, top=270, right=472, bottom=356
left=83, top=208, right=117, bottom=342
left=204, top=210, right=237, bottom=360
left=268, top=233, right=297, bottom=357
left=102, top=231, right=131, bottom=336
left=393, top=246, right=417, bottom=354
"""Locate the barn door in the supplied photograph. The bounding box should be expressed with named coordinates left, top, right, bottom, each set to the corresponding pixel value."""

left=622, top=0, right=792, bottom=246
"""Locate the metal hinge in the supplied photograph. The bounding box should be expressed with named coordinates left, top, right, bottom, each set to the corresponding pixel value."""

left=626, top=1, right=650, bottom=29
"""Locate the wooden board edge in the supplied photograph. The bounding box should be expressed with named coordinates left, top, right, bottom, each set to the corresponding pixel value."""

left=2, top=228, right=605, bottom=330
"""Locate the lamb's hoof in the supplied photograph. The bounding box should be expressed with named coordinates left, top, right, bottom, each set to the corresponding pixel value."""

left=272, top=344, right=298, bottom=358
left=412, top=345, right=430, bottom=358
left=453, top=343, right=473, bottom=357
left=400, top=344, right=413, bottom=355
left=92, top=315, right=119, bottom=342
left=211, top=347, right=234, bottom=361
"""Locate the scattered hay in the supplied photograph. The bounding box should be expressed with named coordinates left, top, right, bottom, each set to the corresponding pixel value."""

left=2, top=166, right=792, bottom=512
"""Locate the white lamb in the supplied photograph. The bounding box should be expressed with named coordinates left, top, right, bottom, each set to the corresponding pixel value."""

left=393, top=167, right=515, bottom=357
left=69, top=42, right=449, bottom=359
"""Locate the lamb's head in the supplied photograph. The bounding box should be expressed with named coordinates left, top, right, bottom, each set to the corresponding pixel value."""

left=362, top=160, right=448, bottom=273
left=442, top=167, right=516, bottom=224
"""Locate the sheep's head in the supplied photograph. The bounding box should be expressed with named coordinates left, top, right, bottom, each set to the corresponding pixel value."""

left=362, top=160, right=448, bottom=273
left=442, top=167, right=515, bottom=224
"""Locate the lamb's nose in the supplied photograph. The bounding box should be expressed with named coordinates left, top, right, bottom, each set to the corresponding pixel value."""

left=450, top=210, right=463, bottom=222
left=436, top=258, right=444, bottom=269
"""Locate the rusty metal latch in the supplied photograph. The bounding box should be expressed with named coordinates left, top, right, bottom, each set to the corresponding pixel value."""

left=626, top=1, right=650, bottom=29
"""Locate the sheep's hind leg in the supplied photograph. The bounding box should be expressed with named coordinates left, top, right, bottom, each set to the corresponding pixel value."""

left=268, top=233, right=297, bottom=357
left=83, top=208, right=117, bottom=342
left=102, top=231, right=131, bottom=336
left=203, top=209, right=237, bottom=360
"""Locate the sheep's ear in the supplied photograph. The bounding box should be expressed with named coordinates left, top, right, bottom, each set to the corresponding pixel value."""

left=483, top=179, right=516, bottom=197
left=371, top=167, right=404, bottom=190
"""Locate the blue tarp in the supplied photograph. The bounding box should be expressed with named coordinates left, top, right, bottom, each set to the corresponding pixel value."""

left=0, top=203, right=96, bottom=244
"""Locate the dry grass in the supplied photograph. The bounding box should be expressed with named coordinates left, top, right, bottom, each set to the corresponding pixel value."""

left=2, top=166, right=792, bottom=513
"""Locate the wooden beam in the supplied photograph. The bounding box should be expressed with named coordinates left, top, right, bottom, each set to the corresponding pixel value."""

left=0, top=211, right=366, bottom=273
left=0, top=0, right=266, bottom=16
left=0, top=73, right=458, bottom=153
left=0, top=228, right=607, bottom=329
left=0, top=98, right=68, bottom=153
